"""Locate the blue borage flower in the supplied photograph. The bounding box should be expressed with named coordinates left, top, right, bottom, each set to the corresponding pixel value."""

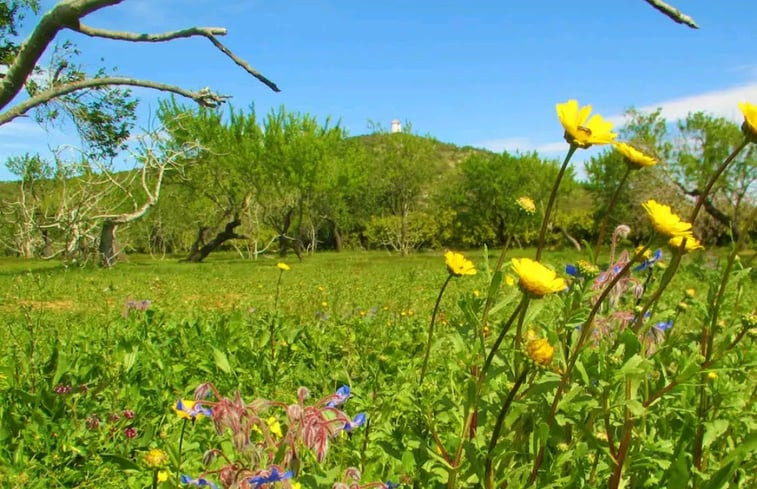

left=247, top=467, right=293, bottom=488
left=565, top=264, right=579, bottom=277
left=326, top=385, right=351, bottom=408
left=385, top=482, right=400, bottom=489
left=343, top=412, right=367, bottom=432
left=181, top=474, right=219, bottom=489
left=634, top=249, right=663, bottom=272
left=175, top=399, right=213, bottom=420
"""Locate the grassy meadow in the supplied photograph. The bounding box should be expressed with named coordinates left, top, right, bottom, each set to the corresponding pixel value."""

left=1, top=245, right=756, bottom=488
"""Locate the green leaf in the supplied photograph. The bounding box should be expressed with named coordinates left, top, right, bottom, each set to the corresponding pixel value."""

left=212, top=347, right=232, bottom=374
left=100, top=453, right=141, bottom=471
left=702, top=419, right=729, bottom=450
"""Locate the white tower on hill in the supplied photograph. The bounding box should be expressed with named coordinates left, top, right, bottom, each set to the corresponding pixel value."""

left=391, top=119, right=402, bottom=133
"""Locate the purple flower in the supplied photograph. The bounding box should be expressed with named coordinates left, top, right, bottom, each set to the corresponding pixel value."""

left=634, top=249, right=663, bottom=272
left=181, top=475, right=219, bottom=489
left=326, top=385, right=351, bottom=408
left=247, top=467, right=293, bottom=488
left=654, top=319, right=673, bottom=331
left=123, top=426, right=137, bottom=439
left=343, top=412, right=367, bottom=432
left=123, top=409, right=135, bottom=419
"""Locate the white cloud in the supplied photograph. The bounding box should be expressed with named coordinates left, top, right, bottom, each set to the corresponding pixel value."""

left=0, top=119, right=47, bottom=137
left=473, top=137, right=567, bottom=155
left=608, top=82, right=757, bottom=126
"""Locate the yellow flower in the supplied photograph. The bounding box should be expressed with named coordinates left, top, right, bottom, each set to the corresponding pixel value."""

left=516, top=196, right=536, bottom=214
left=444, top=251, right=477, bottom=277
left=526, top=338, right=555, bottom=366
left=707, top=372, right=717, bottom=381
left=291, top=483, right=302, bottom=489
left=668, top=235, right=704, bottom=253
left=686, top=288, right=696, bottom=298
left=504, top=275, right=515, bottom=287
left=613, top=141, right=657, bottom=168
left=511, top=258, right=566, bottom=297
left=556, top=99, right=617, bottom=148
left=276, top=262, right=291, bottom=271
left=738, top=101, right=757, bottom=142
left=266, top=416, right=283, bottom=438
left=157, top=471, right=169, bottom=482
left=642, top=200, right=693, bottom=238
left=144, top=448, right=168, bottom=468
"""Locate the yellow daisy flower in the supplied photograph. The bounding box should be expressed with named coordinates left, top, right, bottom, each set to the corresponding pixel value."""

left=526, top=338, right=555, bottom=366
left=511, top=258, right=566, bottom=297
left=642, top=200, right=693, bottom=238
left=157, top=471, right=169, bottom=482
left=613, top=141, right=657, bottom=168
left=276, top=262, right=291, bottom=271
left=556, top=99, right=617, bottom=149
left=668, top=235, right=704, bottom=253
left=144, top=448, right=168, bottom=468
left=738, top=101, right=757, bottom=142
left=444, top=251, right=477, bottom=277
left=516, top=196, right=536, bottom=214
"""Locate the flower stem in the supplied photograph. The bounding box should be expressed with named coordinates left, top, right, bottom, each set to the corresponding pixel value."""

left=484, top=367, right=529, bottom=489
left=177, top=418, right=187, bottom=479
left=419, top=274, right=453, bottom=388
left=527, top=249, right=644, bottom=486
left=535, top=144, right=577, bottom=261
left=689, top=139, right=749, bottom=224
left=481, top=224, right=519, bottom=332
left=272, top=270, right=284, bottom=360
left=592, top=166, right=631, bottom=263
left=480, top=294, right=529, bottom=381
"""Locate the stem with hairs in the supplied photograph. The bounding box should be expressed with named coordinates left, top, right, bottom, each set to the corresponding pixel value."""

left=419, top=274, right=453, bottom=388
left=593, top=166, right=631, bottom=263
left=535, top=144, right=577, bottom=261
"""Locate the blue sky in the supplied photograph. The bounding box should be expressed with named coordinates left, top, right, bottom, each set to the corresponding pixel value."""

left=1, top=0, right=756, bottom=180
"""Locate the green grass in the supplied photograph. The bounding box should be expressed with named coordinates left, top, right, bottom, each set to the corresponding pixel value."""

left=1, top=247, right=755, bottom=488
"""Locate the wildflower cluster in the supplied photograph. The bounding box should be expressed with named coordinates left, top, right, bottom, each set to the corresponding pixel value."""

left=177, top=383, right=379, bottom=489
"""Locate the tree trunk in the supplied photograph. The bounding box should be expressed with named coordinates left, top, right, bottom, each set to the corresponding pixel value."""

left=99, top=219, right=118, bottom=267
left=183, top=217, right=245, bottom=262
left=333, top=222, right=343, bottom=252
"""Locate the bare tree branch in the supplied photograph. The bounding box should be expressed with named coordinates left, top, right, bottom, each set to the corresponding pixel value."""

left=0, top=0, right=123, bottom=109
left=643, top=0, right=699, bottom=29
left=0, top=76, right=231, bottom=126
left=0, top=0, right=279, bottom=121
left=74, top=23, right=280, bottom=92
left=75, top=24, right=228, bottom=41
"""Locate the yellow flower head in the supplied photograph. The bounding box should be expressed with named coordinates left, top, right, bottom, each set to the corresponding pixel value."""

left=526, top=338, right=555, bottom=366
left=157, top=471, right=169, bottom=482
left=516, top=196, right=536, bottom=214
left=738, top=101, right=757, bottom=142
left=511, top=258, right=566, bottom=297
left=144, top=448, right=168, bottom=468
left=613, top=141, right=657, bottom=168
left=556, top=99, right=617, bottom=149
left=642, top=200, right=693, bottom=238
left=444, top=251, right=477, bottom=277
left=685, top=288, right=696, bottom=298
left=266, top=416, right=283, bottom=438
left=668, top=235, right=704, bottom=253
left=276, top=262, right=291, bottom=271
